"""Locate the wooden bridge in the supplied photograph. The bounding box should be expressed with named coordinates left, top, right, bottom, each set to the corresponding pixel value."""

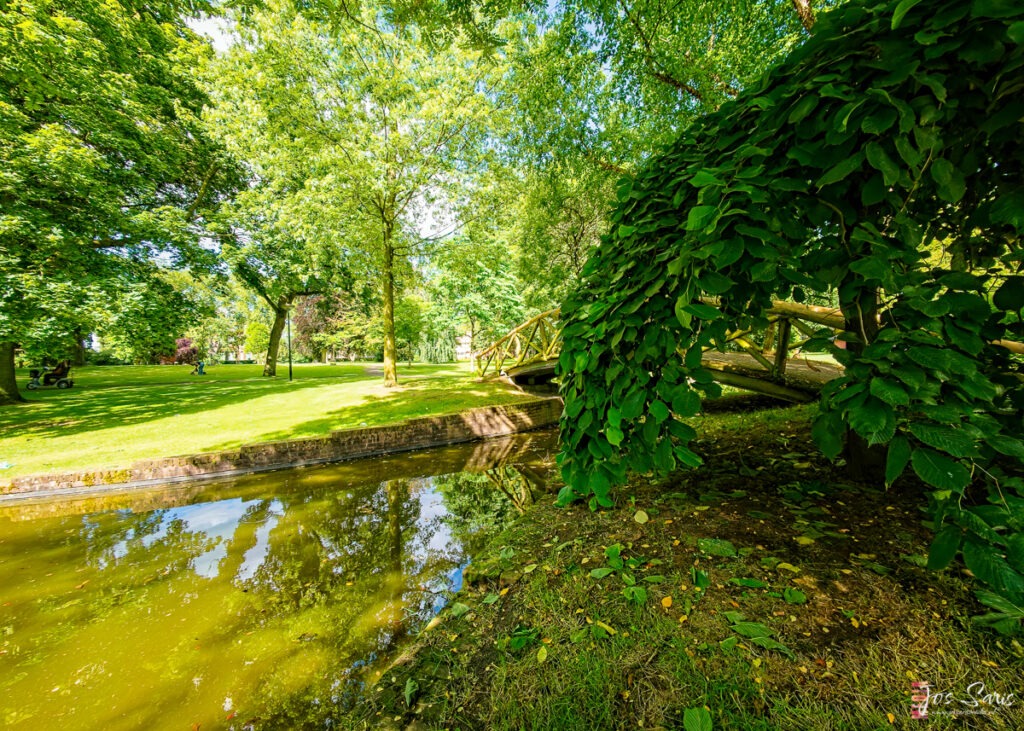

left=474, top=301, right=847, bottom=403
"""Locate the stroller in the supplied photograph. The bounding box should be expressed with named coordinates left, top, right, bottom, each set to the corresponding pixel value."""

left=26, top=361, right=74, bottom=390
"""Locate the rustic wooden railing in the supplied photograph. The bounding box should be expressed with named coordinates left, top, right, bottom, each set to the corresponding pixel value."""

left=474, top=308, right=562, bottom=379
left=474, top=300, right=848, bottom=401
left=475, top=298, right=1021, bottom=401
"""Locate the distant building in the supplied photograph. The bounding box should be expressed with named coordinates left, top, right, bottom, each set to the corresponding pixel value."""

left=455, top=333, right=474, bottom=362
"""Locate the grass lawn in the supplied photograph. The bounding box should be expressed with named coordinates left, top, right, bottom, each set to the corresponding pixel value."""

left=0, top=362, right=534, bottom=483
left=353, top=404, right=1024, bottom=730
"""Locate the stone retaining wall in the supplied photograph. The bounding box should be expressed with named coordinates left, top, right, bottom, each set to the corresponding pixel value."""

left=2, top=397, right=563, bottom=497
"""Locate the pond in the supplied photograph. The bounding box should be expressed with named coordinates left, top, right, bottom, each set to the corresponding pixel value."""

left=0, top=430, right=559, bottom=730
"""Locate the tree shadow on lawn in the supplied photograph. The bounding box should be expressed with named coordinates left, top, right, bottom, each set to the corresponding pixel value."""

left=199, top=379, right=532, bottom=452
left=13, top=362, right=375, bottom=390
left=0, top=373, right=371, bottom=442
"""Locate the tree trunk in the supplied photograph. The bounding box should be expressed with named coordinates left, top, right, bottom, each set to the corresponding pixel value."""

left=263, top=297, right=290, bottom=377
left=72, top=328, right=88, bottom=366
left=840, top=284, right=886, bottom=482
left=382, top=223, right=399, bottom=388
left=0, top=342, right=24, bottom=405
left=386, top=479, right=408, bottom=640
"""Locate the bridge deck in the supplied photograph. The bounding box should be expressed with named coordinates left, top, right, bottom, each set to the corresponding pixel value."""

left=497, top=352, right=843, bottom=403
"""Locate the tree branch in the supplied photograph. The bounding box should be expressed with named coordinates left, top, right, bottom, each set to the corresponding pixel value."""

left=585, top=152, right=631, bottom=177
left=618, top=0, right=704, bottom=103
left=185, top=163, right=218, bottom=221
left=791, top=0, right=816, bottom=32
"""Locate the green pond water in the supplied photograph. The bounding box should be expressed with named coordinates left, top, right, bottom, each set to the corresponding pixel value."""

left=0, top=430, right=558, bottom=730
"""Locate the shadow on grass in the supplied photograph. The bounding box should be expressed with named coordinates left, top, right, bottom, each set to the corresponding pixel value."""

left=199, top=377, right=532, bottom=452
left=0, top=373, right=371, bottom=442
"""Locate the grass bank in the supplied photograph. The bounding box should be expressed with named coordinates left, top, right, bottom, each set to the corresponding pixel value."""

left=352, top=403, right=1024, bottom=730
left=0, top=362, right=533, bottom=482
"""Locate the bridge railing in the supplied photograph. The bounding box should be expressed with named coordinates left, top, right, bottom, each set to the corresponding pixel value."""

left=476, top=301, right=845, bottom=379
left=475, top=297, right=1021, bottom=400
left=474, top=308, right=561, bottom=378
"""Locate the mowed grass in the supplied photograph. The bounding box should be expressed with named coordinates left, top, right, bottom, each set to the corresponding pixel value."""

left=0, top=362, right=534, bottom=482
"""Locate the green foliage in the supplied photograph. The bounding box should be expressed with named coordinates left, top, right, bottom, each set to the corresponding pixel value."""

left=557, top=0, right=1024, bottom=630
left=427, top=239, right=526, bottom=353
left=0, top=0, right=236, bottom=397
left=244, top=317, right=271, bottom=363
left=723, top=611, right=795, bottom=659
left=100, top=273, right=209, bottom=364
left=205, top=0, right=499, bottom=383
left=403, top=677, right=419, bottom=708
left=783, top=588, right=808, bottom=605
left=589, top=542, right=656, bottom=604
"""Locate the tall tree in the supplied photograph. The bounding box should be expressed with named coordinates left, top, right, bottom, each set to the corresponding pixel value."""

left=216, top=191, right=354, bottom=376
left=428, top=239, right=526, bottom=352
left=0, top=0, right=236, bottom=403
left=206, top=0, right=498, bottom=386
left=97, top=269, right=211, bottom=364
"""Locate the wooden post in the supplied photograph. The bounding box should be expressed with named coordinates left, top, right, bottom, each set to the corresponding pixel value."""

left=762, top=321, right=777, bottom=356
left=774, top=318, right=792, bottom=376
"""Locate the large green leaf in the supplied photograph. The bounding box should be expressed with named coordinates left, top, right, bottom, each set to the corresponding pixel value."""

left=870, top=378, right=910, bottom=406
left=683, top=707, right=713, bottom=731
left=930, top=158, right=967, bottom=202
left=686, top=206, right=718, bottom=231
left=672, top=388, right=702, bottom=417
left=909, top=423, right=979, bottom=458
left=911, top=448, right=971, bottom=492
left=993, top=276, right=1024, bottom=311
left=816, top=152, right=865, bottom=188
left=962, top=540, right=1024, bottom=603
left=730, top=621, right=772, bottom=639
left=927, top=525, right=962, bottom=570
left=848, top=397, right=895, bottom=440
left=865, top=142, right=901, bottom=185
left=1007, top=534, right=1024, bottom=573
left=892, top=0, right=924, bottom=28
left=886, top=435, right=912, bottom=486
left=812, top=411, right=845, bottom=460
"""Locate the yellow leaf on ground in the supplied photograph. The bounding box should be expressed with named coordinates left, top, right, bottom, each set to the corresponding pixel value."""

left=634, top=510, right=649, bottom=524
left=661, top=596, right=673, bottom=608
left=537, top=646, right=548, bottom=663
left=594, top=620, right=617, bottom=635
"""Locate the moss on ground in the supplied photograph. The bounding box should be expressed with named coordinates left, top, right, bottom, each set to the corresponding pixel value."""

left=346, top=403, right=1024, bottom=731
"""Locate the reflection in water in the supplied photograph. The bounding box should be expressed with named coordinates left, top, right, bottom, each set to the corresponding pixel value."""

left=0, top=430, right=557, bottom=730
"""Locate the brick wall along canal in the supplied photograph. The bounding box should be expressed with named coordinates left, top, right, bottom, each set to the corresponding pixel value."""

left=0, top=429, right=559, bottom=730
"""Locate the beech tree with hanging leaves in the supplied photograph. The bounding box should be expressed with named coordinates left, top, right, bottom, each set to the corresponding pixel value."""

left=556, top=0, right=1024, bottom=632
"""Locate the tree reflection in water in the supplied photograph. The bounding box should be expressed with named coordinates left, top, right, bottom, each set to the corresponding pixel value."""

left=0, top=430, right=557, bottom=730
